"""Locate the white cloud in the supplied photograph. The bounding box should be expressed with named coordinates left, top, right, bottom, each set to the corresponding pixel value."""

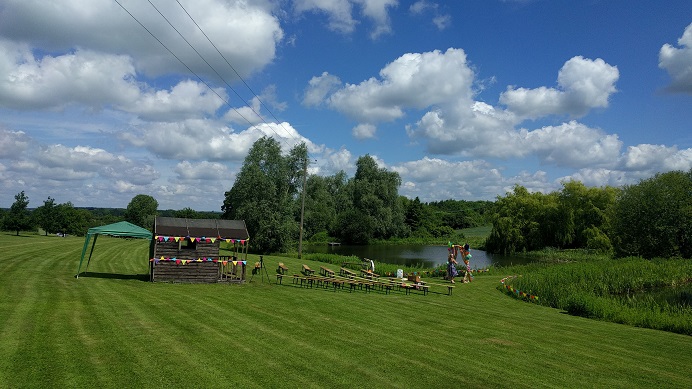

left=500, top=56, right=619, bottom=119
left=409, top=1, right=450, bottom=30
left=0, top=42, right=140, bottom=110
left=354, top=0, right=398, bottom=39
left=224, top=96, right=264, bottom=125
left=620, top=144, right=692, bottom=172
left=124, top=80, right=226, bottom=122
left=659, top=22, right=692, bottom=93
left=303, top=72, right=343, bottom=107
left=0, top=128, right=30, bottom=159
left=324, top=48, right=475, bottom=123
left=119, top=119, right=318, bottom=161
left=294, top=0, right=357, bottom=34
left=0, top=0, right=283, bottom=81
left=352, top=123, right=377, bottom=139
left=319, top=147, right=353, bottom=175
left=294, top=0, right=397, bottom=38
left=175, top=160, right=230, bottom=181
left=523, top=121, right=622, bottom=169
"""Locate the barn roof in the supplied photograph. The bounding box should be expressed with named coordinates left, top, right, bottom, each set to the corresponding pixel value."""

left=154, top=217, right=249, bottom=240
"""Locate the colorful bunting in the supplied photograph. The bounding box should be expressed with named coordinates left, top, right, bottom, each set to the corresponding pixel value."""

left=500, top=275, right=539, bottom=302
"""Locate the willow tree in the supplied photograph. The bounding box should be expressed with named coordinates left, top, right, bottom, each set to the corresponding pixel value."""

left=333, top=155, right=405, bottom=244
left=222, top=137, right=308, bottom=253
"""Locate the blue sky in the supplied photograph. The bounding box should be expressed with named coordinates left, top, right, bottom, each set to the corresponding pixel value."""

left=1, top=0, right=691, bottom=211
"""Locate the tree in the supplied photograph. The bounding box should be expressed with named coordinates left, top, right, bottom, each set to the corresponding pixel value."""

left=343, top=155, right=406, bottom=242
left=222, top=137, right=308, bottom=253
left=125, top=194, right=158, bottom=229
left=175, top=207, right=201, bottom=219
left=612, top=170, right=692, bottom=258
left=34, top=197, right=60, bottom=236
left=4, top=191, right=32, bottom=235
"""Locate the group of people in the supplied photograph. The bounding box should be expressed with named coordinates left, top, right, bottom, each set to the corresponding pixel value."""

left=447, top=243, right=472, bottom=284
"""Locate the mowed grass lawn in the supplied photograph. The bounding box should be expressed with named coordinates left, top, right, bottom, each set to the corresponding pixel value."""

left=1, top=234, right=691, bottom=388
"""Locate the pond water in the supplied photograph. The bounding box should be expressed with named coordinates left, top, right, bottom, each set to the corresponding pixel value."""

left=303, top=244, right=533, bottom=269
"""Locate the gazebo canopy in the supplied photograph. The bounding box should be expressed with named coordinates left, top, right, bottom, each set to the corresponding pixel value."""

left=76, top=221, right=153, bottom=278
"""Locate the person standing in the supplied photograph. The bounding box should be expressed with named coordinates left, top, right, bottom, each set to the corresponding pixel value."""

left=462, top=243, right=473, bottom=283
left=447, top=253, right=458, bottom=283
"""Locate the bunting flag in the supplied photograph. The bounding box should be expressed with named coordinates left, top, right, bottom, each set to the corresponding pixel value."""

left=500, top=276, right=539, bottom=302
left=149, top=257, right=246, bottom=266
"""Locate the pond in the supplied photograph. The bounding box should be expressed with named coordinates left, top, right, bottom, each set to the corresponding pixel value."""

left=303, top=244, right=534, bottom=269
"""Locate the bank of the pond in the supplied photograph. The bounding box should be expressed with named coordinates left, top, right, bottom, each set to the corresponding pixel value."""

left=501, top=256, right=692, bottom=335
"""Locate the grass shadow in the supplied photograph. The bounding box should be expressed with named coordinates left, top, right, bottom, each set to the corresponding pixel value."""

left=76, top=272, right=150, bottom=281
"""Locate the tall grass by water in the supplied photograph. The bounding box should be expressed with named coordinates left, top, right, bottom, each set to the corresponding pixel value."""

left=502, top=257, right=692, bottom=335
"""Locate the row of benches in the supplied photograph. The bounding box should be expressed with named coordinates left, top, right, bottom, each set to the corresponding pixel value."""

left=276, top=263, right=454, bottom=296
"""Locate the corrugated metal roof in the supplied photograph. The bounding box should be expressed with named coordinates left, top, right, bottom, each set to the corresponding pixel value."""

left=154, top=217, right=249, bottom=240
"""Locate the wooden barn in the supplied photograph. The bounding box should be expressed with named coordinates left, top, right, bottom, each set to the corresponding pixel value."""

left=149, top=216, right=249, bottom=283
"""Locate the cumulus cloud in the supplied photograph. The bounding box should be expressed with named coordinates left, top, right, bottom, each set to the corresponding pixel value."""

left=659, top=22, right=692, bottom=93
left=319, top=48, right=475, bottom=123
left=523, top=121, right=622, bottom=169
left=124, top=80, right=226, bottom=122
left=0, top=42, right=140, bottom=110
left=0, top=128, right=31, bottom=159
left=500, top=56, right=619, bottom=119
left=303, top=72, right=343, bottom=107
left=0, top=0, right=283, bottom=81
left=295, top=0, right=397, bottom=38
left=352, top=123, right=377, bottom=139
left=175, top=160, right=231, bottom=181
left=119, top=119, right=318, bottom=161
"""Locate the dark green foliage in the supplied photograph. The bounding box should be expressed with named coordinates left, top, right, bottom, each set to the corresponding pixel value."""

left=222, top=137, right=307, bottom=253
left=485, top=182, right=617, bottom=254
left=34, top=197, right=59, bottom=236
left=3, top=191, right=32, bottom=235
left=124, top=194, right=158, bottom=229
left=612, top=169, right=692, bottom=258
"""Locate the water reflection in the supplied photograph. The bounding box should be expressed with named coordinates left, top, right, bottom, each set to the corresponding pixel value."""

left=303, top=244, right=533, bottom=269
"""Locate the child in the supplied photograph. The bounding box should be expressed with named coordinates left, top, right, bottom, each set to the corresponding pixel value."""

left=447, top=253, right=458, bottom=283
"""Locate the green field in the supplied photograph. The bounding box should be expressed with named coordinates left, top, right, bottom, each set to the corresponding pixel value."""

left=1, top=234, right=691, bottom=388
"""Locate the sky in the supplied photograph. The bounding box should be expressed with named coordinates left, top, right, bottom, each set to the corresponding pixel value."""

left=0, top=0, right=691, bottom=212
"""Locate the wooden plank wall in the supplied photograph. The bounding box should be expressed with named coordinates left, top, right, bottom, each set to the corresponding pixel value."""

left=152, top=261, right=220, bottom=283
left=152, top=240, right=222, bottom=283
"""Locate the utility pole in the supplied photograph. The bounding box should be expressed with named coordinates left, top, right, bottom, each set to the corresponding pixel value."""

left=298, top=156, right=308, bottom=259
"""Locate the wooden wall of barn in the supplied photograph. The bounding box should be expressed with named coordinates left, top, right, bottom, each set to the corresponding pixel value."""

left=151, top=240, right=222, bottom=283
left=152, top=261, right=220, bottom=283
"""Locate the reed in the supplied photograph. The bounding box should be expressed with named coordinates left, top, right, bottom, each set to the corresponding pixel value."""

left=501, top=257, right=692, bottom=335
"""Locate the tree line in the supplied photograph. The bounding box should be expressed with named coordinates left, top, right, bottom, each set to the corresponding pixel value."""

left=4, top=136, right=687, bottom=259
left=220, top=137, right=491, bottom=253
left=0, top=192, right=219, bottom=237
left=485, top=170, right=692, bottom=259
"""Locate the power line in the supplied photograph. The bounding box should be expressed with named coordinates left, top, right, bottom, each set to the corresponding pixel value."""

left=143, top=0, right=294, bottom=147
left=114, top=0, right=293, bottom=149
left=174, top=0, right=299, bottom=143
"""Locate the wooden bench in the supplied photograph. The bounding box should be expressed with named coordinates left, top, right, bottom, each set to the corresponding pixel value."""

left=447, top=285, right=455, bottom=295
left=340, top=267, right=356, bottom=278
left=360, top=269, right=380, bottom=279
left=302, top=264, right=315, bottom=276
left=277, top=262, right=288, bottom=275
left=320, top=266, right=335, bottom=277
